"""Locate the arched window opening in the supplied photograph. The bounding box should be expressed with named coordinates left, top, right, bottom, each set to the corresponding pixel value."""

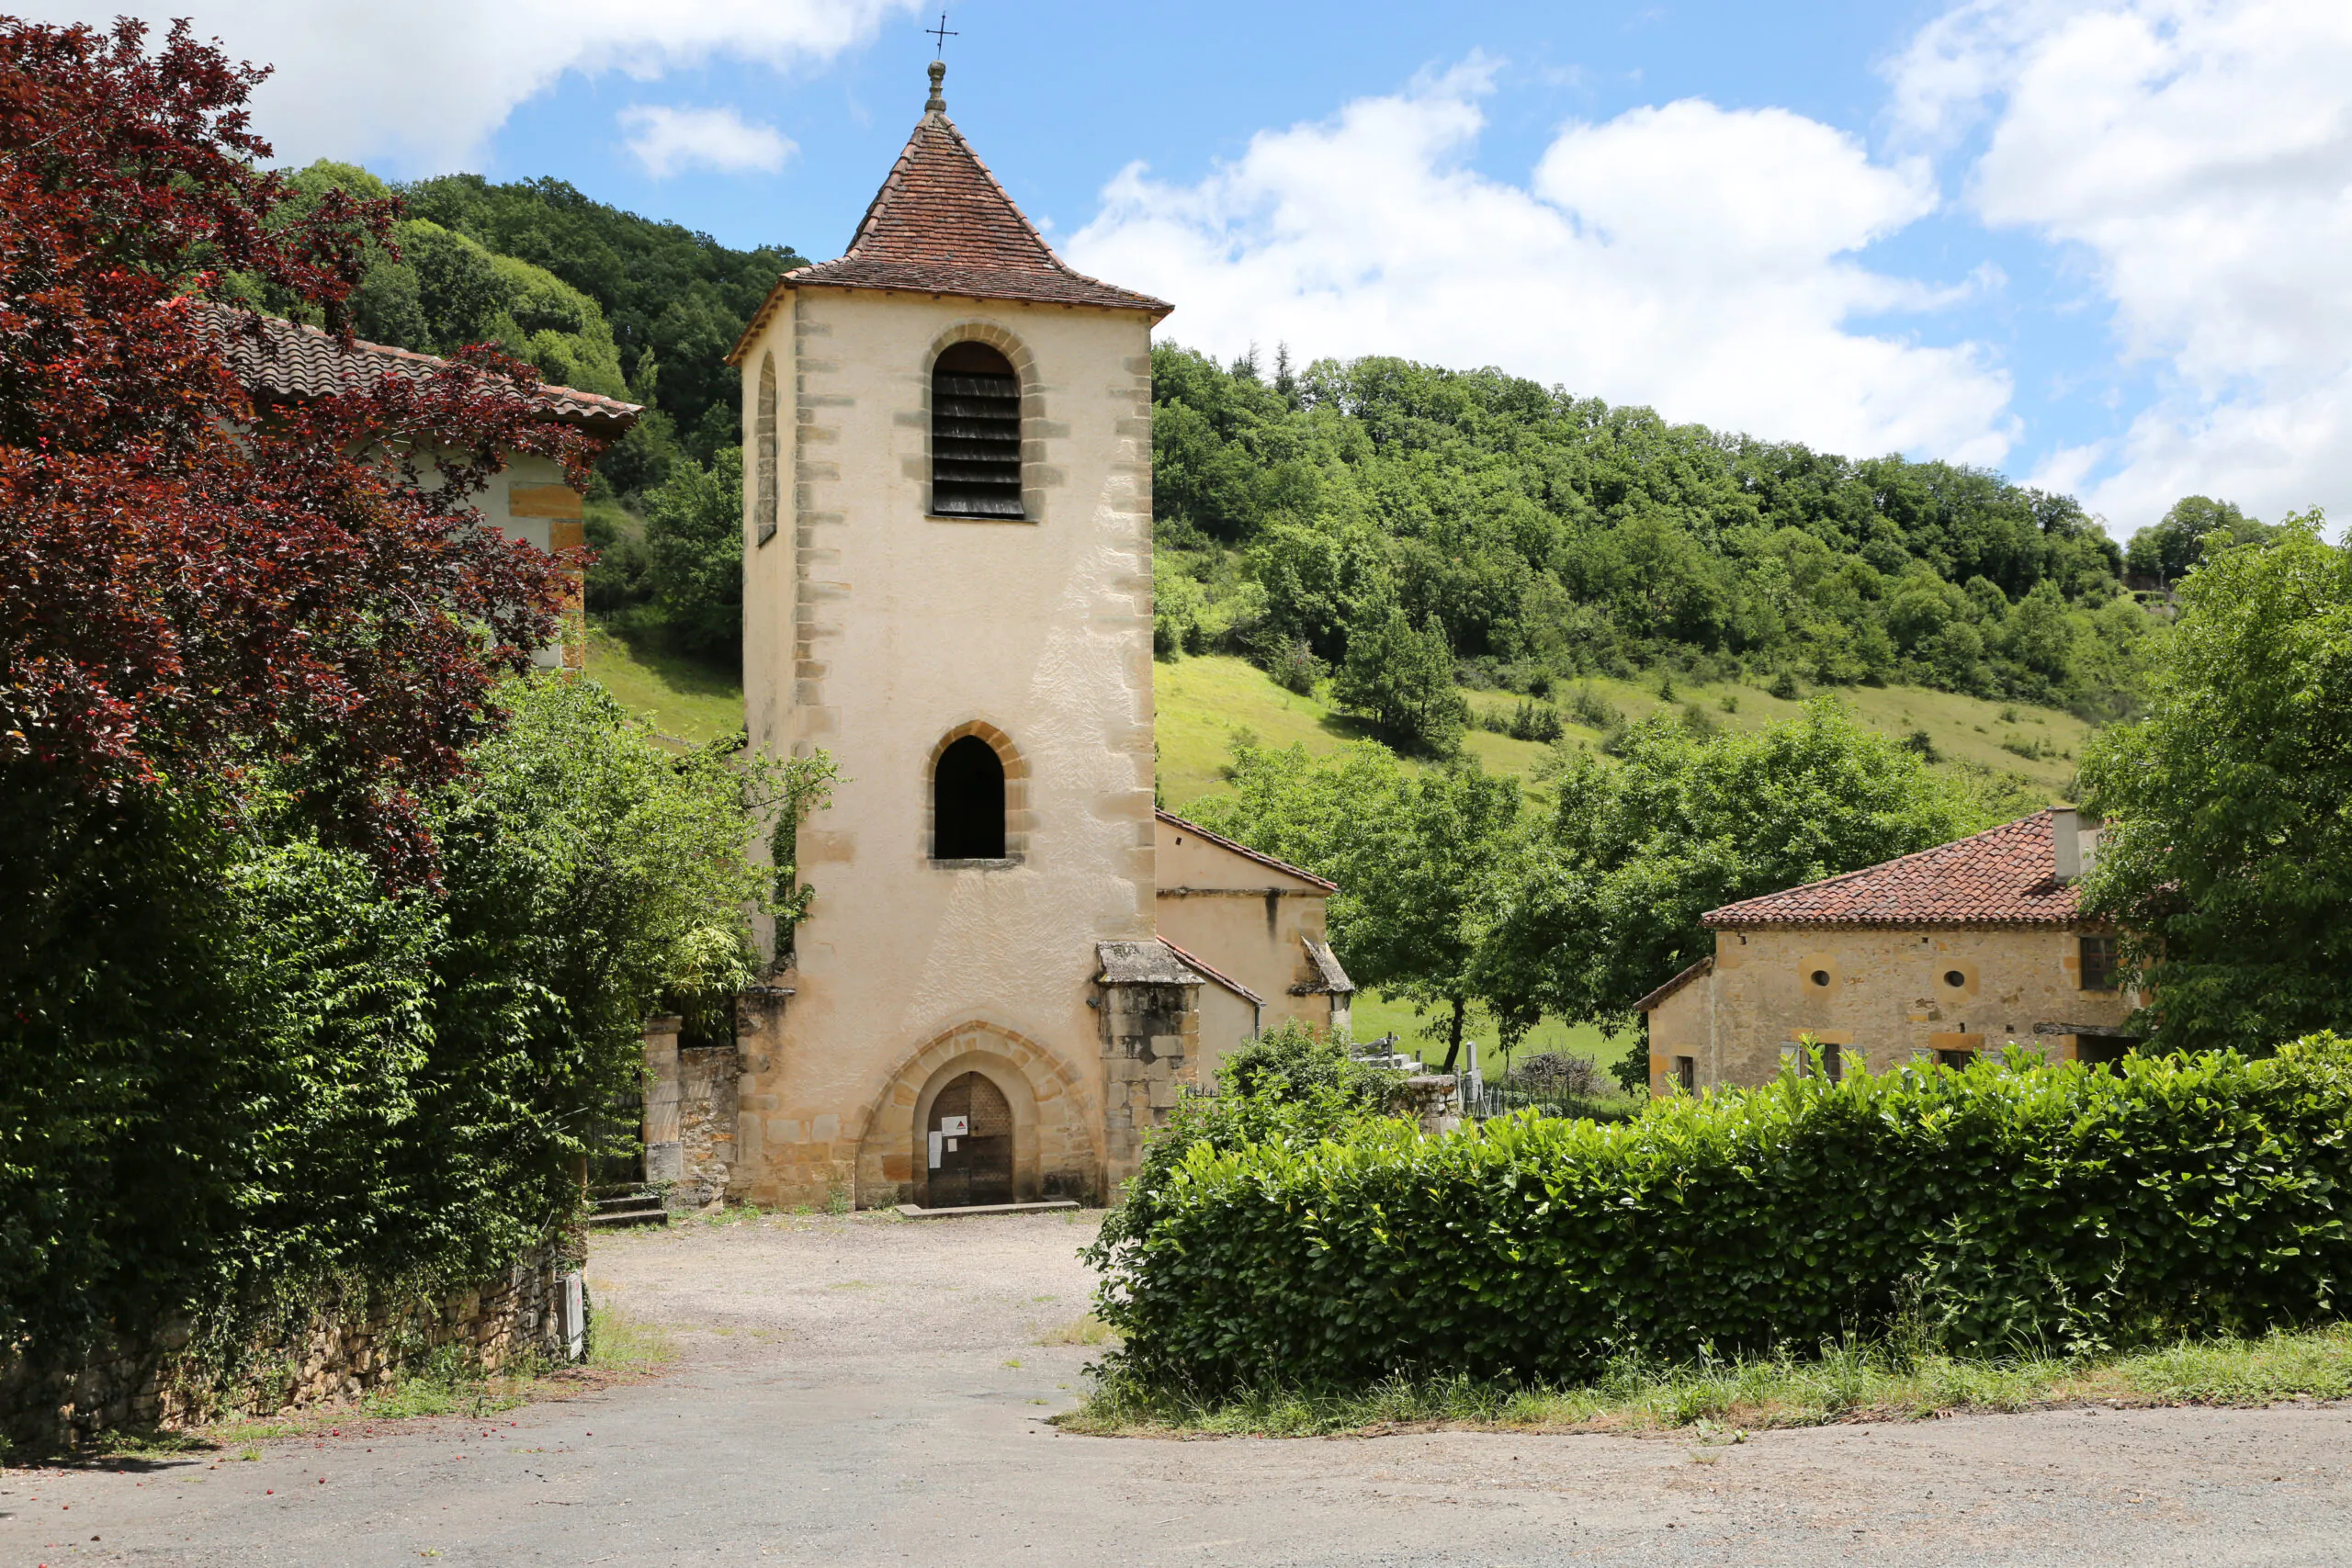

left=755, top=351, right=779, bottom=546
left=931, top=341, right=1023, bottom=519
left=933, top=735, right=1006, bottom=860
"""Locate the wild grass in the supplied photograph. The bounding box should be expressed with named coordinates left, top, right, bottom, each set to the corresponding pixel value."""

left=582, top=622, right=743, bottom=747
left=1153, top=654, right=2083, bottom=813
left=1038, top=1314, right=1119, bottom=1348
left=1058, top=1323, right=2352, bottom=1438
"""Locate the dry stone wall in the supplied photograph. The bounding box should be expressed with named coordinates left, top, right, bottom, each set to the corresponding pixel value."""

left=1, top=1239, right=582, bottom=1452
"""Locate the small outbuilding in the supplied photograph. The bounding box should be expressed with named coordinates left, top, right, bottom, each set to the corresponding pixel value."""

left=1153, top=810, right=1355, bottom=1087
left=1641, top=808, right=2138, bottom=1094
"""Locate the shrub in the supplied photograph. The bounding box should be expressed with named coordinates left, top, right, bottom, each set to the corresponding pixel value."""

left=1506, top=700, right=1565, bottom=743
left=1087, top=1022, right=1397, bottom=1280
left=1769, top=668, right=1804, bottom=700
left=1505, top=1052, right=1606, bottom=1100
left=1091, top=1039, right=2352, bottom=1393
left=1566, top=685, right=1621, bottom=729
left=1219, top=1020, right=1396, bottom=1108
left=1154, top=562, right=1206, bottom=660
left=1265, top=637, right=1325, bottom=695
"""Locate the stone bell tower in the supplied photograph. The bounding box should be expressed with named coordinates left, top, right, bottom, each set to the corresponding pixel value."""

left=723, top=60, right=1188, bottom=1210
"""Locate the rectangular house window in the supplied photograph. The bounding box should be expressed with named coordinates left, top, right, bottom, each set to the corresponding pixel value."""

left=2079, top=932, right=2119, bottom=991
left=1674, top=1055, right=1696, bottom=1094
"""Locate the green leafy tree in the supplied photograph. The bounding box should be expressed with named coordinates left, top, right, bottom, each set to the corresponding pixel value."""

left=2081, top=512, right=2352, bottom=1053
left=0, top=674, right=805, bottom=1382
left=399, top=173, right=808, bottom=478
left=1147, top=343, right=2144, bottom=716
left=1330, top=604, right=1468, bottom=755
left=1190, top=741, right=1529, bottom=1068
left=642, top=446, right=746, bottom=662
left=2123, top=495, right=2271, bottom=585
left=1153, top=558, right=1206, bottom=660
left=1477, top=699, right=1983, bottom=1089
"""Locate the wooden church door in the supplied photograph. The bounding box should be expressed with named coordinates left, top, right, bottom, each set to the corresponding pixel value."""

left=927, top=1072, right=1014, bottom=1207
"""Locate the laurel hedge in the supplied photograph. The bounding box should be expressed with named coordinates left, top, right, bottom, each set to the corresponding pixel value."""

left=1090, top=1039, right=2352, bottom=1393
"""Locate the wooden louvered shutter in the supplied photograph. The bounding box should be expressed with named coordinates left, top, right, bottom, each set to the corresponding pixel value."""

left=931, top=342, right=1023, bottom=519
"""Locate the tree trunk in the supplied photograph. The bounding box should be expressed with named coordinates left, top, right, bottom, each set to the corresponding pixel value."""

left=1440, top=995, right=1467, bottom=1071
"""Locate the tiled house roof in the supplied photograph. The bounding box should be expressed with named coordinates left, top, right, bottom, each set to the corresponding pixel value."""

left=1634, top=956, right=1713, bottom=1014
left=1161, top=938, right=1265, bottom=1007
left=728, top=65, right=1169, bottom=361
left=195, top=301, right=642, bottom=434
left=1703, top=810, right=2081, bottom=930
left=1156, top=808, right=1340, bottom=893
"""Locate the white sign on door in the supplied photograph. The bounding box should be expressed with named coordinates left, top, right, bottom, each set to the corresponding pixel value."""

left=939, top=1115, right=969, bottom=1137
left=927, top=1131, right=944, bottom=1169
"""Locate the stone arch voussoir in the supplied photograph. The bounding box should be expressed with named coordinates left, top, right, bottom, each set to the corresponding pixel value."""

left=922, top=719, right=1032, bottom=864
left=853, top=1020, right=1100, bottom=1209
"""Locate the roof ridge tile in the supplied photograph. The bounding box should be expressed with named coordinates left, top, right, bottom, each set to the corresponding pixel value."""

left=1703, top=810, right=2079, bottom=930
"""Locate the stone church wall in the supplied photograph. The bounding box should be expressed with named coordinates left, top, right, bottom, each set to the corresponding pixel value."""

left=733, top=289, right=1160, bottom=1210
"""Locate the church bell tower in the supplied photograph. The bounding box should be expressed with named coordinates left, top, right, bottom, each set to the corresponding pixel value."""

left=724, top=60, right=1185, bottom=1210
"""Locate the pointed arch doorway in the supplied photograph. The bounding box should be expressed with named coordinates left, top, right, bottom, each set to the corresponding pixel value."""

left=925, top=1071, right=1014, bottom=1207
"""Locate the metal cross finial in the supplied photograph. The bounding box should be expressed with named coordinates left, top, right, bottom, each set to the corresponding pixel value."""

left=925, top=10, right=957, bottom=57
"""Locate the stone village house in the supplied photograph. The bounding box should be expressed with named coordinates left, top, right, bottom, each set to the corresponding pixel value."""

left=659, top=61, right=1352, bottom=1214
left=198, top=298, right=643, bottom=670
left=1640, top=807, right=2138, bottom=1094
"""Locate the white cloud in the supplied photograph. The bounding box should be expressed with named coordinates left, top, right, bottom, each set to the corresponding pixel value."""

left=1065, top=62, right=2013, bottom=466
left=620, top=105, right=795, bottom=178
left=1891, top=0, right=2352, bottom=528
left=23, top=0, right=921, bottom=168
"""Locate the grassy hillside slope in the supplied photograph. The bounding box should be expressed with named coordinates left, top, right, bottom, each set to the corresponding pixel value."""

left=584, top=626, right=743, bottom=746
left=1154, top=654, right=2086, bottom=811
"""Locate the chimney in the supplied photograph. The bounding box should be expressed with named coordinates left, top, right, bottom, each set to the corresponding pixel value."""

left=2052, top=807, right=2103, bottom=882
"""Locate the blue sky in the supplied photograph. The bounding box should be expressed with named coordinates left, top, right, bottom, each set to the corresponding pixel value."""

left=42, top=1, right=2352, bottom=535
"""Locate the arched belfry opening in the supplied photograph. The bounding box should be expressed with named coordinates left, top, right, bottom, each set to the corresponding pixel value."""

left=933, top=733, right=1006, bottom=860
left=931, top=341, right=1023, bottom=518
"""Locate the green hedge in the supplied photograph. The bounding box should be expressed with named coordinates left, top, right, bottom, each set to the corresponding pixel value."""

left=1091, top=1041, right=2352, bottom=1392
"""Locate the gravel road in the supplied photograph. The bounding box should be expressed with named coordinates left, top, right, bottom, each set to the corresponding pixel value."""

left=8, top=1209, right=2352, bottom=1566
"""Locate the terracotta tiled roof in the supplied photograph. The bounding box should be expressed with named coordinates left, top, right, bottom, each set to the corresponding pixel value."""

left=1161, top=938, right=1265, bottom=1007
left=194, top=301, right=642, bottom=434
left=1704, top=811, right=2080, bottom=930
left=1634, top=956, right=1713, bottom=1014
left=1157, top=808, right=1340, bottom=894
left=728, top=67, right=1169, bottom=362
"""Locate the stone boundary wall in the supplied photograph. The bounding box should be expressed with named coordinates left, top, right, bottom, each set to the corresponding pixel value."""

left=1, top=1239, right=582, bottom=1452
left=673, top=1043, right=741, bottom=1209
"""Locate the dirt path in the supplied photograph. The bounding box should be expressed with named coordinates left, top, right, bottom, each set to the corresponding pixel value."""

left=9, top=1210, right=2352, bottom=1566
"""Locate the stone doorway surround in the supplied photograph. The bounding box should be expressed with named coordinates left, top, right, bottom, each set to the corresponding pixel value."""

left=854, top=1020, right=1101, bottom=1209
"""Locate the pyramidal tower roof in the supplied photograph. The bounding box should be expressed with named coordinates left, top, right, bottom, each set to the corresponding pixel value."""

left=730, top=61, right=1169, bottom=358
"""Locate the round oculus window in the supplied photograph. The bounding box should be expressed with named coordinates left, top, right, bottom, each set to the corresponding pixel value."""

left=1943, top=969, right=1967, bottom=987
left=1809, top=969, right=1830, bottom=987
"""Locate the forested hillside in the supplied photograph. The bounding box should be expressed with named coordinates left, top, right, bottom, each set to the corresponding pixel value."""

left=232, top=167, right=2190, bottom=769
left=1149, top=346, right=2168, bottom=745
left=224, top=160, right=805, bottom=500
